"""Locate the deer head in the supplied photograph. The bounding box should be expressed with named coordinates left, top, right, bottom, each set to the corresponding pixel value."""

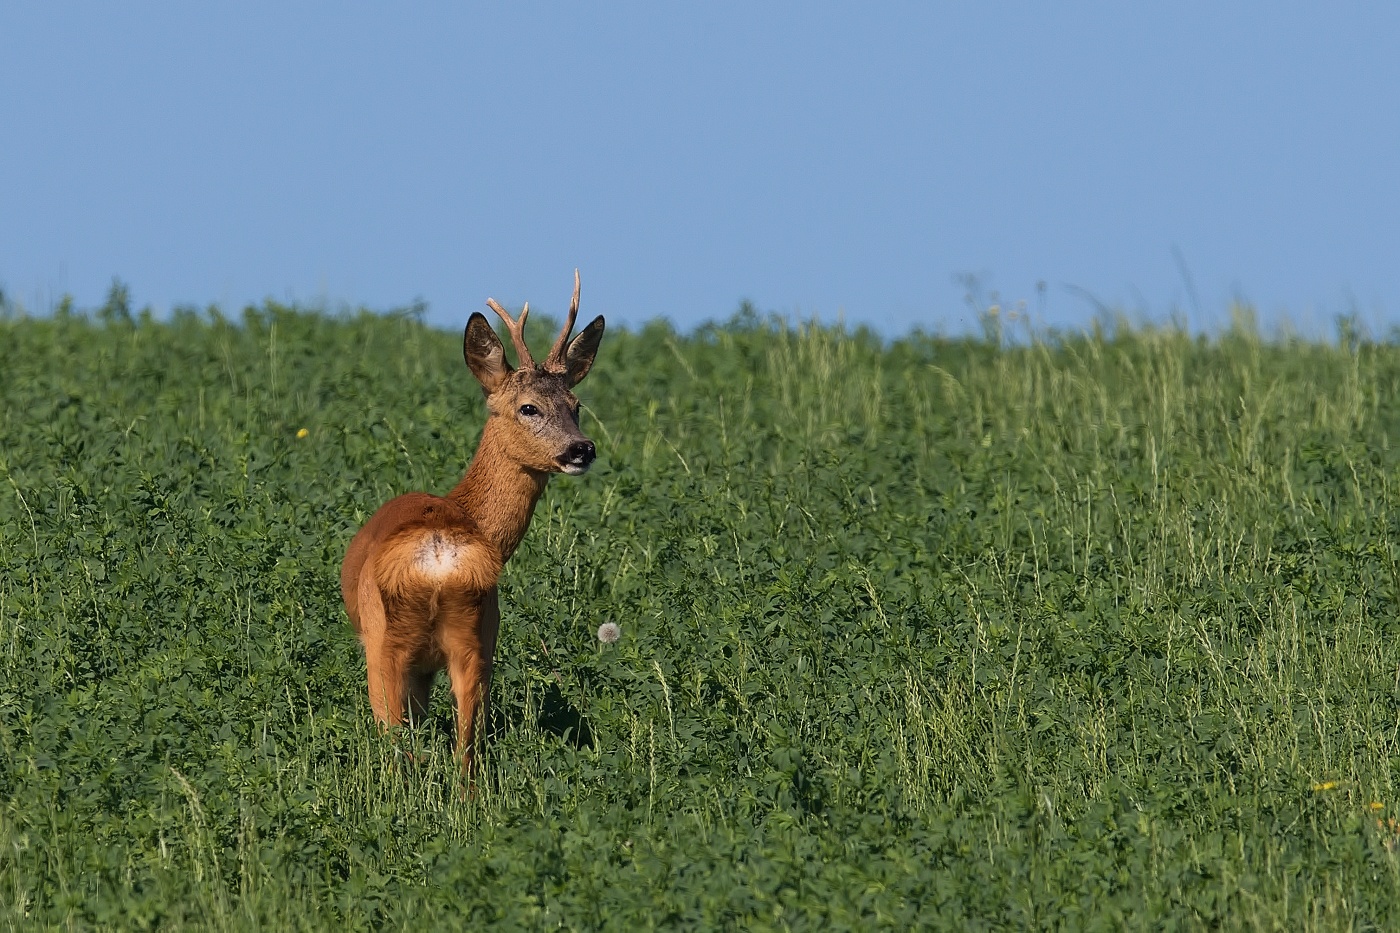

left=462, top=270, right=605, bottom=475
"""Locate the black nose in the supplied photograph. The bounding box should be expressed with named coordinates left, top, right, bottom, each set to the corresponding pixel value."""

left=565, top=440, right=596, bottom=467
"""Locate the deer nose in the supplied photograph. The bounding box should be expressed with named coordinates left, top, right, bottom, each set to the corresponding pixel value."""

left=564, top=440, right=596, bottom=469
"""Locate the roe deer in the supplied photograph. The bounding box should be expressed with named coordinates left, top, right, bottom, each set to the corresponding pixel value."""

left=340, top=270, right=604, bottom=770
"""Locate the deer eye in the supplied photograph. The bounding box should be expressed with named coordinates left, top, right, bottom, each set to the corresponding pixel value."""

left=518, top=404, right=541, bottom=417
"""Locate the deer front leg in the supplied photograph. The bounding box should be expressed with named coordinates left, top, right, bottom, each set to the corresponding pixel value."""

left=405, top=668, right=435, bottom=727
left=475, top=588, right=501, bottom=744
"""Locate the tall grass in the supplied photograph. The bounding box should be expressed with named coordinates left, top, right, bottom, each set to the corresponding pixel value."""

left=2, top=296, right=1400, bottom=928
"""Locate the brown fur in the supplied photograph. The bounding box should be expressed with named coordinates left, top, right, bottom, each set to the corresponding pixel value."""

left=340, top=273, right=604, bottom=770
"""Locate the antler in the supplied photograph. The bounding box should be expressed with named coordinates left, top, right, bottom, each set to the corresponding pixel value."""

left=484, top=298, right=535, bottom=369
left=543, top=269, right=581, bottom=374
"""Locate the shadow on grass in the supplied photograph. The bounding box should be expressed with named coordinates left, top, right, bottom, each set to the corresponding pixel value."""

left=534, top=680, right=594, bottom=749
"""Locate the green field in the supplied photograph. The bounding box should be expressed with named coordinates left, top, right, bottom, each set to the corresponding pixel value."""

left=4, top=289, right=1400, bottom=929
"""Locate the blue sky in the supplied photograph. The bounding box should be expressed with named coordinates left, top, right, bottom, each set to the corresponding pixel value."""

left=3, top=4, right=1397, bottom=336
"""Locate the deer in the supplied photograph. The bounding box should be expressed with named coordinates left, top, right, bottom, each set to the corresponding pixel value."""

left=340, top=270, right=604, bottom=772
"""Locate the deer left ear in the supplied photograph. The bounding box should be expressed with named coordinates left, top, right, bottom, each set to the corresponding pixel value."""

left=563, top=315, right=605, bottom=387
left=464, top=312, right=512, bottom=395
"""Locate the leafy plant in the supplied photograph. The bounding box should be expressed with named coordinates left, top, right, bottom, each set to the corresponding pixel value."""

left=2, top=301, right=1400, bottom=928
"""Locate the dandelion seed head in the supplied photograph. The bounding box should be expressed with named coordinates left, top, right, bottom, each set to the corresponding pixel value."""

left=597, top=622, right=621, bottom=644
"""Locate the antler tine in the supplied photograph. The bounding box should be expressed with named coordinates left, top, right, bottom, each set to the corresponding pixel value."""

left=544, top=269, right=581, bottom=372
left=484, top=297, right=535, bottom=369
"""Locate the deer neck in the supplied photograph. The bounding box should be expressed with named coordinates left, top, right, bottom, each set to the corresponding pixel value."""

left=448, top=419, right=550, bottom=563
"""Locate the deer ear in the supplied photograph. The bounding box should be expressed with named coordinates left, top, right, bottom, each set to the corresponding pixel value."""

left=463, top=312, right=512, bottom=394
left=562, top=315, right=605, bottom=387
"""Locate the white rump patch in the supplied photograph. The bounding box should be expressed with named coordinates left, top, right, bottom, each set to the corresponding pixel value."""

left=415, top=532, right=466, bottom=578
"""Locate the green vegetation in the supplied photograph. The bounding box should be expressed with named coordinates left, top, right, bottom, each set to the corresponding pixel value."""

left=4, top=288, right=1400, bottom=929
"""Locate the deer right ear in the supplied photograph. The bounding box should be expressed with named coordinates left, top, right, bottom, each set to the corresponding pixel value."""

left=463, top=312, right=512, bottom=394
left=562, top=315, right=605, bottom=387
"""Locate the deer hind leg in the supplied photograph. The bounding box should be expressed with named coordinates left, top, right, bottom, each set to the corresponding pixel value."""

left=364, top=651, right=408, bottom=729
left=449, top=652, right=489, bottom=763
left=439, top=619, right=490, bottom=770
left=355, top=556, right=401, bottom=728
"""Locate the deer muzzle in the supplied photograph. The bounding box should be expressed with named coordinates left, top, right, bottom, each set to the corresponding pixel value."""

left=558, top=439, right=596, bottom=475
